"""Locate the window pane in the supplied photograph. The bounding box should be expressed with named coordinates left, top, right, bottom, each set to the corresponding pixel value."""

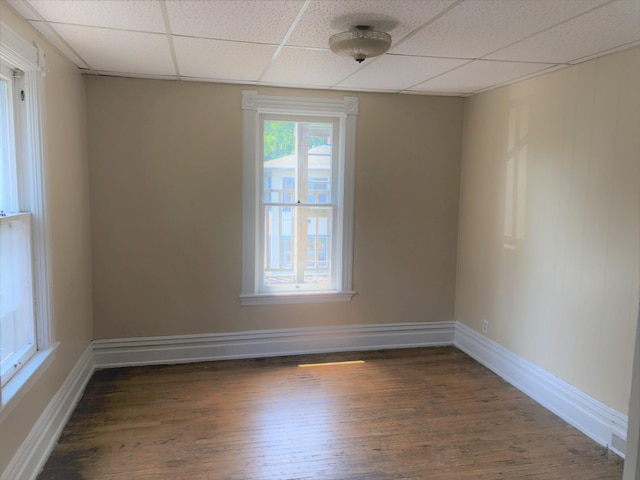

left=0, top=76, right=17, bottom=214
left=263, top=205, right=332, bottom=289
left=304, top=123, right=332, bottom=205
left=0, top=215, right=35, bottom=383
left=305, top=207, right=332, bottom=284
left=264, top=205, right=294, bottom=285
left=264, top=121, right=296, bottom=203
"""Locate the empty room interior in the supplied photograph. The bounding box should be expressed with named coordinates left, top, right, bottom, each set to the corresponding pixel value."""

left=0, top=0, right=639, bottom=478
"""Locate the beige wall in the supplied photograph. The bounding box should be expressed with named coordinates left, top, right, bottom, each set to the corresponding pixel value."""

left=86, top=78, right=464, bottom=339
left=0, top=1, right=92, bottom=473
left=456, top=47, right=640, bottom=414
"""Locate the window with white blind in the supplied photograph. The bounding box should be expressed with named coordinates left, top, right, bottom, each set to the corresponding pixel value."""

left=0, top=21, right=53, bottom=405
left=240, top=91, right=358, bottom=305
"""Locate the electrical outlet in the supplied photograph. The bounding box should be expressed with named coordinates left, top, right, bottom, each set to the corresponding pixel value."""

left=482, top=319, right=489, bottom=334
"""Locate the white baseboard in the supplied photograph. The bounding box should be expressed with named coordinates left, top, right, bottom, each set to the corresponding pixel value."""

left=1, top=344, right=94, bottom=480
left=3, top=320, right=629, bottom=480
left=93, top=321, right=456, bottom=368
left=454, top=321, right=628, bottom=458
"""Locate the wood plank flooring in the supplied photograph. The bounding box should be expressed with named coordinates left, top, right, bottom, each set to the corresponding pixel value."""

left=37, top=347, right=624, bottom=479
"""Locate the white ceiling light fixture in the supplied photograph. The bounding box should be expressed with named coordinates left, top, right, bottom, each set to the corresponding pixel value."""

left=329, top=25, right=392, bottom=63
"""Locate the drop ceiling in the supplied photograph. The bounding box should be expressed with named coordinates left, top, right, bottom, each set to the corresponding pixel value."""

left=6, top=0, right=640, bottom=96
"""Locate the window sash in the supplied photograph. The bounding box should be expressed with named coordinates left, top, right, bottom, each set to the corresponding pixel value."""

left=261, top=204, right=335, bottom=292
left=0, top=213, right=36, bottom=386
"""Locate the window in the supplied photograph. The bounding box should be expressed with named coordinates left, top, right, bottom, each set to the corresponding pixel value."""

left=0, top=21, right=53, bottom=405
left=241, top=91, right=358, bottom=305
left=261, top=118, right=335, bottom=291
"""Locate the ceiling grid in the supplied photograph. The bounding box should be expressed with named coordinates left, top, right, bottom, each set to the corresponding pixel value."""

left=6, top=0, right=639, bottom=96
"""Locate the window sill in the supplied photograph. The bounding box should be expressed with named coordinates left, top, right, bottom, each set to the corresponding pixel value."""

left=0, top=343, right=58, bottom=419
left=240, top=291, right=355, bottom=306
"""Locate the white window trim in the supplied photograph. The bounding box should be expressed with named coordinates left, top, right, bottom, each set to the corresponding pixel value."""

left=240, top=90, right=358, bottom=306
left=0, top=21, right=56, bottom=409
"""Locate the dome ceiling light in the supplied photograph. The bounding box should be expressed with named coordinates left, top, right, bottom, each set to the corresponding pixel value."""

left=328, top=25, right=392, bottom=63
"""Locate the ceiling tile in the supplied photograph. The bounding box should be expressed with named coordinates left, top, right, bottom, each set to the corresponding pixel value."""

left=337, top=54, right=468, bottom=91
left=410, top=60, right=554, bottom=94
left=28, top=21, right=89, bottom=69
left=261, top=47, right=362, bottom=88
left=286, top=0, right=456, bottom=49
left=392, top=0, right=610, bottom=59
left=52, top=24, right=175, bottom=76
left=174, top=36, right=276, bottom=82
left=26, top=0, right=165, bottom=33
left=166, top=0, right=304, bottom=44
left=486, top=0, right=640, bottom=64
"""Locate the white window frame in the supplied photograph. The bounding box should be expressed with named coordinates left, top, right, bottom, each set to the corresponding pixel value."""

left=240, top=91, right=358, bottom=306
left=0, top=21, right=55, bottom=410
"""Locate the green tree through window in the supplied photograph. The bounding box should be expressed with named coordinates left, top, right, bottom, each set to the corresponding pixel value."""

left=264, top=121, right=328, bottom=161
left=264, top=121, right=294, bottom=161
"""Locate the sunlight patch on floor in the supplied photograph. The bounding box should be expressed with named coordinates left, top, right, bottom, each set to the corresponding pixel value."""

left=298, top=360, right=365, bottom=368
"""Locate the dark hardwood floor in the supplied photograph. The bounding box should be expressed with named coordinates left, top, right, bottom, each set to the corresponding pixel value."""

left=37, top=347, right=624, bottom=479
